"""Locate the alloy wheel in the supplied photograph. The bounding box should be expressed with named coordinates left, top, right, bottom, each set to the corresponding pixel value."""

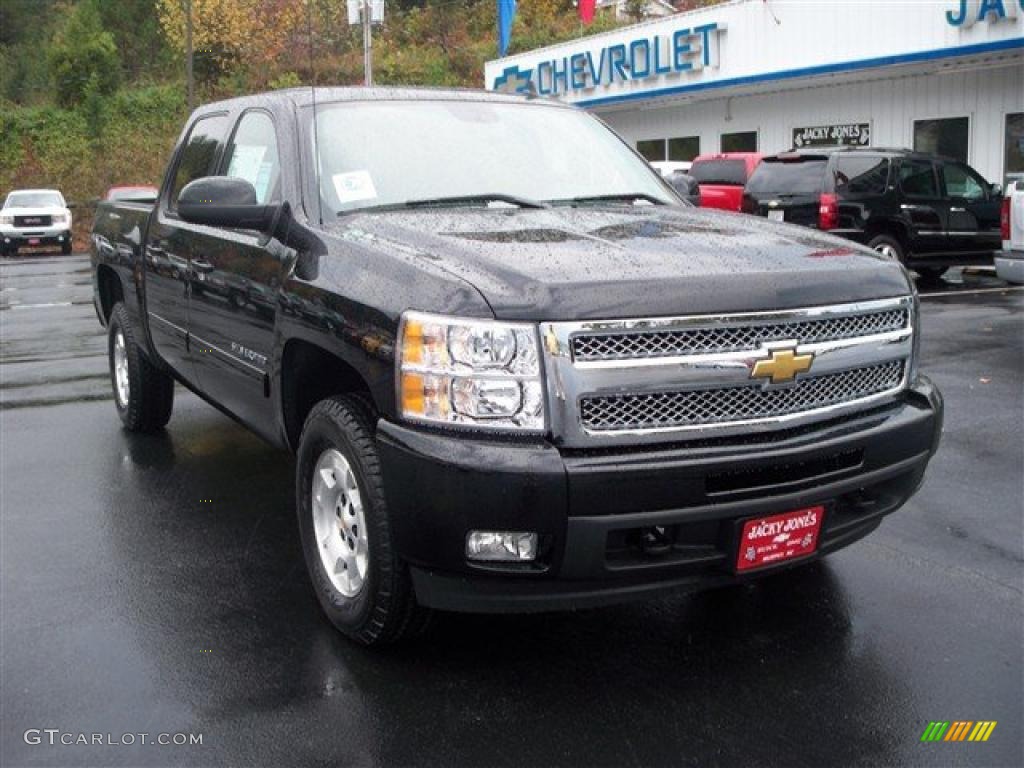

left=311, top=448, right=369, bottom=598
left=113, top=329, right=130, bottom=407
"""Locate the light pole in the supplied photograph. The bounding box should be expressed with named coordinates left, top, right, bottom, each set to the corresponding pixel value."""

left=184, top=0, right=194, bottom=112
left=363, top=0, right=372, bottom=87
left=348, top=0, right=383, bottom=87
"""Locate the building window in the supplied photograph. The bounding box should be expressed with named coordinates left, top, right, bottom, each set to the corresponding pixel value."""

left=913, top=117, right=969, bottom=163
left=1005, top=113, right=1024, bottom=189
left=637, top=139, right=666, bottom=162
left=668, top=136, right=700, bottom=162
left=721, top=131, right=757, bottom=153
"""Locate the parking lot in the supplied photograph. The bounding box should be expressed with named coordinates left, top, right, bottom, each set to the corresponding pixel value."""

left=1, top=253, right=1022, bottom=767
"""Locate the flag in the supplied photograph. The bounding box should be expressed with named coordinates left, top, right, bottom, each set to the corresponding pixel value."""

left=579, top=0, right=595, bottom=25
left=498, top=0, right=517, bottom=57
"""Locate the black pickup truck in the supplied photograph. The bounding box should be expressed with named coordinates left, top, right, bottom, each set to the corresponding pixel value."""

left=91, top=88, right=943, bottom=644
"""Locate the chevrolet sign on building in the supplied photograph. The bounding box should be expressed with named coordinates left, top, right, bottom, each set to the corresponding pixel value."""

left=485, top=0, right=1024, bottom=187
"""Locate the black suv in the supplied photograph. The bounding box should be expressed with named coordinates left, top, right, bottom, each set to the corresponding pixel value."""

left=742, top=148, right=1002, bottom=279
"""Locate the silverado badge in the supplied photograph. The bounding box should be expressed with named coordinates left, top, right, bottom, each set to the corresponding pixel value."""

left=751, top=347, right=814, bottom=385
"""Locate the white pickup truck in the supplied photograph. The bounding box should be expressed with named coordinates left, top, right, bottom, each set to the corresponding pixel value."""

left=0, top=189, right=73, bottom=256
left=996, top=181, right=1024, bottom=284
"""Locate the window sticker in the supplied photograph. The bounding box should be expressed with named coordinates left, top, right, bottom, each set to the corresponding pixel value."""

left=332, top=171, right=378, bottom=204
left=254, top=162, right=274, bottom=203
left=227, top=145, right=267, bottom=185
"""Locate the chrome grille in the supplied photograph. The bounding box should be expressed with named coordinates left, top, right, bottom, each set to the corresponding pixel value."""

left=580, top=361, right=905, bottom=432
left=572, top=308, right=909, bottom=362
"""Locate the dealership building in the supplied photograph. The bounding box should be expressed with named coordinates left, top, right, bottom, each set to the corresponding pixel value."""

left=486, top=0, right=1024, bottom=187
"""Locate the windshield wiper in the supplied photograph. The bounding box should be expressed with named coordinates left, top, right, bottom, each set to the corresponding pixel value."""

left=340, top=194, right=548, bottom=215
left=550, top=193, right=669, bottom=207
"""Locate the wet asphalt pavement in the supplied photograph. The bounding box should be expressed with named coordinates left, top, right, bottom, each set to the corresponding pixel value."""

left=1, top=254, right=1022, bottom=767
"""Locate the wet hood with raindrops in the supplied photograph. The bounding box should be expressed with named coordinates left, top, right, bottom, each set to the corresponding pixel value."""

left=326, top=204, right=913, bottom=321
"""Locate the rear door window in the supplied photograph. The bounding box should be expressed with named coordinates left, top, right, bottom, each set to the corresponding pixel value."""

left=689, top=159, right=748, bottom=186
left=833, top=156, right=889, bottom=195
left=169, top=113, right=230, bottom=209
left=745, top=159, right=827, bottom=196
left=898, top=159, right=939, bottom=198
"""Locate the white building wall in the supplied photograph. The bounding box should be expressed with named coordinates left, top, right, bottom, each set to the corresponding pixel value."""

left=599, top=63, right=1023, bottom=184
left=486, top=0, right=1023, bottom=108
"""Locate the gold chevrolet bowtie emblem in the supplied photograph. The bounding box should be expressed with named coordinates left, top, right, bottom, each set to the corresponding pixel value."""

left=751, top=348, right=814, bottom=384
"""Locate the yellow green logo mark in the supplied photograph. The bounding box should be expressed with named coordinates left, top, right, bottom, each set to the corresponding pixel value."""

left=921, top=721, right=997, bottom=742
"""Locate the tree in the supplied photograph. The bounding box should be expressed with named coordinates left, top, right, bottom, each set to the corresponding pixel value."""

left=47, top=0, right=121, bottom=108
left=157, top=0, right=305, bottom=86
left=623, top=0, right=648, bottom=23
left=93, top=0, right=173, bottom=80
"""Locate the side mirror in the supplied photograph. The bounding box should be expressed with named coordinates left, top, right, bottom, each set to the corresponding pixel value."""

left=990, top=183, right=1003, bottom=198
left=178, top=177, right=279, bottom=230
left=667, top=172, right=700, bottom=205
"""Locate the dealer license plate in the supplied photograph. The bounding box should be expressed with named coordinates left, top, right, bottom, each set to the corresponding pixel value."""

left=768, top=210, right=784, bottom=222
left=28, top=238, right=40, bottom=245
left=736, top=505, right=824, bottom=572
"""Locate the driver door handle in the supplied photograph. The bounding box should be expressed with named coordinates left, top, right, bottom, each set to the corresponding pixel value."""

left=950, top=206, right=967, bottom=213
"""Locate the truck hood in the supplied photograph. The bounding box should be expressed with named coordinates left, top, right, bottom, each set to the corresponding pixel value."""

left=328, top=205, right=912, bottom=321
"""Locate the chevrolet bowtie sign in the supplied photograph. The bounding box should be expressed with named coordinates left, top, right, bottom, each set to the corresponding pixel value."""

left=492, top=22, right=725, bottom=98
left=751, top=348, right=815, bottom=385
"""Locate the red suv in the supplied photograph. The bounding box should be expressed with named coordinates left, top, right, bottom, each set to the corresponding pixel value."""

left=689, top=152, right=763, bottom=211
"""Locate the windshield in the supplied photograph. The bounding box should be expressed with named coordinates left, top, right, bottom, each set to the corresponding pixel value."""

left=4, top=191, right=63, bottom=208
left=745, top=159, right=828, bottom=196
left=689, top=159, right=748, bottom=186
left=311, top=100, right=675, bottom=214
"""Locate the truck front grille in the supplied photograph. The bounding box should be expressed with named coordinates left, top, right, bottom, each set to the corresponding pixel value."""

left=580, top=361, right=905, bottom=432
left=572, top=307, right=908, bottom=362
left=14, top=215, right=52, bottom=227
left=540, top=297, right=915, bottom=447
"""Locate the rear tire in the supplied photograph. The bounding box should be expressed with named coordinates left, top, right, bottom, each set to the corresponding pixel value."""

left=108, top=302, right=174, bottom=432
left=296, top=394, right=431, bottom=645
left=867, top=234, right=904, bottom=262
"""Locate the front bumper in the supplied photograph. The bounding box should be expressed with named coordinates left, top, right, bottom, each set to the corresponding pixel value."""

left=377, top=377, right=943, bottom=613
left=1, top=228, right=72, bottom=248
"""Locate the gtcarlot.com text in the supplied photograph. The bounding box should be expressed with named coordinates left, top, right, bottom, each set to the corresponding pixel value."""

left=24, top=729, right=203, bottom=747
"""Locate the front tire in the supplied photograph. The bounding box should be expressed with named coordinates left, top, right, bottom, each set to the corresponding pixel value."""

left=61, top=239, right=72, bottom=255
left=296, top=395, right=430, bottom=645
left=108, top=302, right=174, bottom=432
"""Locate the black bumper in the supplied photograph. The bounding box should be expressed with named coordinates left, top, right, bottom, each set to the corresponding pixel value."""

left=2, top=231, right=71, bottom=248
left=377, top=378, right=943, bottom=613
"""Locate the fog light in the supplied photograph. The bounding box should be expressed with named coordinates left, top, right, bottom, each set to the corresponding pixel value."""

left=466, top=530, right=537, bottom=562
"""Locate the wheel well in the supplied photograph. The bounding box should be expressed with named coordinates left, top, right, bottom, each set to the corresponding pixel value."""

left=865, top=220, right=908, bottom=250
left=281, top=339, right=374, bottom=450
left=96, top=265, right=124, bottom=323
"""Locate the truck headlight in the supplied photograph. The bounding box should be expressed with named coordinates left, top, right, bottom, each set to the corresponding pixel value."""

left=397, top=311, right=545, bottom=432
left=52, top=213, right=69, bottom=226
left=0, top=214, right=12, bottom=226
